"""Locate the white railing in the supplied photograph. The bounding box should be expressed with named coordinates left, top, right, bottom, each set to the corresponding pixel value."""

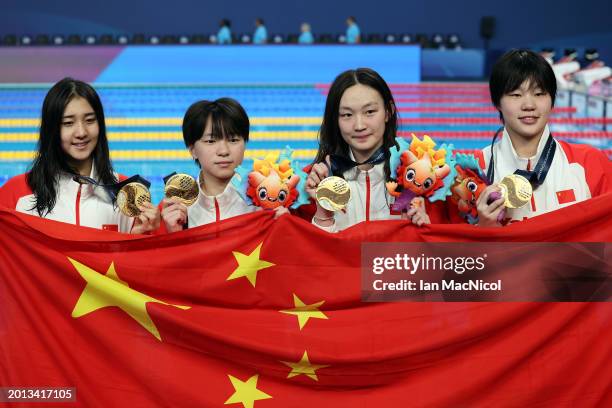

left=557, top=85, right=612, bottom=131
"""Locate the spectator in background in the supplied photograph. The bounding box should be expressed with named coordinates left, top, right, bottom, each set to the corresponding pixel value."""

left=298, top=23, right=314, bottom=44
left=217, top=19, right=232, bottom=44
left=539, top=48, right=555, bottom=65
left=346, top=16, right=360, bottom=44
left=253, top=18, right=268, bottom=44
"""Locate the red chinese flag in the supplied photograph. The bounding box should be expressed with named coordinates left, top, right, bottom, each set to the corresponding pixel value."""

left=1, top=193, right=611, bottom=407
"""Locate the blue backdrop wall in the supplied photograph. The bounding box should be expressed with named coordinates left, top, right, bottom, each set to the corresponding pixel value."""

left=2, top=0, right=611, bottom=61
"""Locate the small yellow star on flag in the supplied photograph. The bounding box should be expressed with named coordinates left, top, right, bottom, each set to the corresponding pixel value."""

left=225, top=374, right=272, bottom=408
left=280, top=293, right=328, bottom=330
left=69, top=257, right=190, bottom=341
left=227, top=242, right=274, bottom=287
left=281, top=351, right=330, bottom=381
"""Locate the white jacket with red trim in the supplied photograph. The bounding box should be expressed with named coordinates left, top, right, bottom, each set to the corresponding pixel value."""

left=312, top=161, right=401, bottom=232
left=0, top=166, right=134, bottom=232
left=187, top=175, right=256, bottom=228
left=480, top=125, right=612, bottom=223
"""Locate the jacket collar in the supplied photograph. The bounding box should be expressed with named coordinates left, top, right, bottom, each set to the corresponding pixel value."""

left=195, top=172, right=239, bottom=210
left=498, top=124, right=552, bottom=169
left=342, top=148, right=386, bottom=182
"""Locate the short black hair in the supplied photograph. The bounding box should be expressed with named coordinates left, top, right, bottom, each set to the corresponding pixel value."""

left=489, top=49, right=557, bottom=110
left=182, top=97, right=249, bottom=148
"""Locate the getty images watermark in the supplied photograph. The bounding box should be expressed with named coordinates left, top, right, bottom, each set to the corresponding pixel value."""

left=361, top=243, right=611, bottom=302
left=371, top=252, right=497, bottom=291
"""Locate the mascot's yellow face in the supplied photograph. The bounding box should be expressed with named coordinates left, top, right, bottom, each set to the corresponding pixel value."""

left=248, top=167, right=300, bottom=209
left=399, top=150, right=450, bottom=196
left=250, top=170, right=299, bottom=209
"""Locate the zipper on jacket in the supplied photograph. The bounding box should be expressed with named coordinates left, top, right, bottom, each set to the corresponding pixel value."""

left=365, top=172, right=371, bottom=221
left=527, top=159, right=536, bottom=212
left=214, top=198, right=221, bottom=222
left=75, top=184, right=82, bottom=226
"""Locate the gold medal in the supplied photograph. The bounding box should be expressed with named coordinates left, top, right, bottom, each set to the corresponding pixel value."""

left=164, top=173, right=198, bottom=206
left=316, top=176, right=351, bottom=211
left=116, top=182, right=152, bottom=217
left=498, top=174, right=533, bottom=208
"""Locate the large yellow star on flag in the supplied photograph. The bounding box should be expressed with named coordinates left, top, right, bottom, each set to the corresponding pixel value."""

left=69, top=257, right=190, bottom=341
left=281, top=351, right=330, bottom=381
left=227, top=242, right=274, bottom=287
left=280, top=293, right=328, bottom=330
left=225, top=374, right=272, bottom=408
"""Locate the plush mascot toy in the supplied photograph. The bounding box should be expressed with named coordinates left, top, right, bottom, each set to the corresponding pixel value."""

left=387, top=134, right=455, bottom=217
left=232, top=147, right=309, bottom=210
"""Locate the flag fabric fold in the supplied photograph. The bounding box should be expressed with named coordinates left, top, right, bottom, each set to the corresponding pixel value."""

left=1, top=194, right=611, bottom=407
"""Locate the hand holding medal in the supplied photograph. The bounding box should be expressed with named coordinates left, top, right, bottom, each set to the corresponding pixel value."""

left=159, top=172, right=199, bottom=232
left=491, top=174, right=533, bottom=209
left=116, top=181, right=152, bottom=217
left=73, top=174, right=154, bottom=218
left=306, top=154, right=351, bottom=218
left=73, top=174, right=160, bottom=233
left=163, top=172, right=198, bottom=206
left=315, top=176, right=351, bottom=212
left=114, top=176, right=159, bottom=233
left=477, top=174, right=533, bottom=227
left=452, top=153, right=533, bottom=225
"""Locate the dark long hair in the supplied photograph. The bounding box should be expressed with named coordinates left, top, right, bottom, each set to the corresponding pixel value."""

left=27, top=77, right=116, bottom=216
left=314, top=68, right=398, bottom=180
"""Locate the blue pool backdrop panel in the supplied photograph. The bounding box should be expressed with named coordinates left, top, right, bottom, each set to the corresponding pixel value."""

left=96, top=45, right=421, bottom=84
left=421, top=49, right=485, bottom=79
